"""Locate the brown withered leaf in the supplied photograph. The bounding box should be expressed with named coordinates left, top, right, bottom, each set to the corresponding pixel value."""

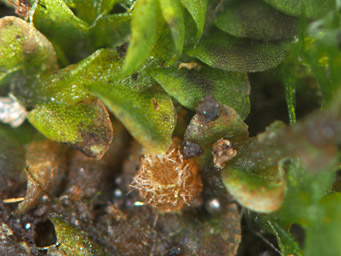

left=18, top=140, right=66, bottom=213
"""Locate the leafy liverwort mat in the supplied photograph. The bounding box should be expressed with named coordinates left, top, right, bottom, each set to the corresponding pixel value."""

left=0, top=0, right=340, bottom=255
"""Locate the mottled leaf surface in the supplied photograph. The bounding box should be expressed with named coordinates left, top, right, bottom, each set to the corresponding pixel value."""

left=0, top=16, right=58, bottom=104
left=264, top=0, right=335, bottom=19
left=27, top=100, right=113, bottom=159
left=214, top=0, right=298, bottom=41
left=151, top=63, right=250, bottom=119
left=52, top=49, right=176, bottom=154
left=123, top=0, right=160, bottom=76
left=25, top=50, right=116, bottom=158
left=48, top=217, right=107, bottom=255
left=87, top=77, right=175, bottom=154
left=184, top=103, right=248, bottom=165
left=187, top=28, right=289, bottom=72
left=180, top=0, right=207, bottom=37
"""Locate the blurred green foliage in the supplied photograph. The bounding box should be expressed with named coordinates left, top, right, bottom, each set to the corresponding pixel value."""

left=0, top=0, right=340, bottom=255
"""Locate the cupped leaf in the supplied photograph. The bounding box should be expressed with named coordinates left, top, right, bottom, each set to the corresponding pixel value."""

left=122, top=0, right=161, bottom=76
left=263, top=0, right=335, bottom=19
left=47, top=217, right=107, bottom=255
left=214, top=0, right=298, bottom=41
left=0, top=16, right=58, bottom=103
left=87, top=77, right=176, bottom=155
left=180, top=0, right=207, bottom=37
left=187, top=28, right=289, bottom=72
left=151, top=62, right=250, bottom=119
left=222, top=121, right=288, bottom=213
left=18, top=140, right=66, bottom=213
left=32, top=0, right=90, bottom=62
left=27, top=99, right=113, bottom=159
left=223, top=95, right=341, bottom=212
left=159, top=0, right=185, bottom=56
left=223, top=155, right=286, bottom=213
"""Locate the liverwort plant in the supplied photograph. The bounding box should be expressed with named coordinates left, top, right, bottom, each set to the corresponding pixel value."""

left=0, top=0, right=340, bottom=255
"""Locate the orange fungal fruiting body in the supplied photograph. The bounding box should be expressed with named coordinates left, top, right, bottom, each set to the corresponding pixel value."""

left=131, top=144, right=202, bottom=213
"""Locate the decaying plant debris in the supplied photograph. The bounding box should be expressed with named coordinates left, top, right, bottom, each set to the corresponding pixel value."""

left=1, top=0, right=341, bottom=255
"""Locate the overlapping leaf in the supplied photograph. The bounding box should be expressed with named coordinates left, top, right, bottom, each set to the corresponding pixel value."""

left=214, top=0, right=298, bottom=41
left=187, top=28, right=289, bottom=72
left=263, top=0, right=335, bottom=19
left=90, top=13, right=131, bottom=50
left=28, top=100, right=113, bottom=159
left=184, top=101, right=249, bottom=164
left=222, top=121, right=288, bottom=213
left=67, top=0, right=118, bottom=24
left=180, top=0, right=207, bottom=37
left=17, top=48, right=115, bottom=158
left=0, top=16, right=58, bottom=105
left=151, top=62, right=250, bottom=119
left=159, top=0, right=185, bottom=56
left=32, top=0, right=90, bottom=62
left=45, top=48, right=176, bottom=154
left=223, top=94, right=341, bottom=212
left=85, top=74, right=176, bottom=154
left=122, top=0, right=160, bottom=76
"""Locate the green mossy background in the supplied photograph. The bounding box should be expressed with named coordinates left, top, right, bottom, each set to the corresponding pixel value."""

left=0, top=0, right=341, bottom=255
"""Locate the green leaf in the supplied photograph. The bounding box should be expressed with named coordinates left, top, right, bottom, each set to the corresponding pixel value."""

left=214, top=0, right=298, bottom=41
left=49, top=48, right=176, bottom=154
left=122, top=0, right=160, bottom=76
left=87, top=75, right=176, bottom=155
left=32, top=0, right=89, bottom=62
left=223, top=96, right=341, bottom=212
left=268, top=161, right=339, bottom=255
left=304, top=193, right=341, bottom=256
left=187, top=28, right=289, bottom=72
left=222, top=136, right=287, bottom=213
left=265, top=220, right=303, bottom=256
left=48, top=217, right=107, bottom=255
left=159, top=0, right=185, bottom=56
left=71, top=0, right=118, bottom=24
left=263, top=0, right=335, bottom=19
left=300, top=12, right=341, bottom=106
left=27, top=100, right=113, bottom=159
left=151, top=62, right=250, bottom=119
left=180, top=0, right=207, bottom=37
left=283, top=75, right=297, bottom=125
left=0, top=16, right=58, bottom=103
left=89, top=13, right=131, bottom=49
